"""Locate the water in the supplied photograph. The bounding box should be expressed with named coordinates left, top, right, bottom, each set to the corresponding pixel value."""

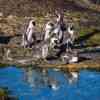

left=0, top=66, right=100, bottom=100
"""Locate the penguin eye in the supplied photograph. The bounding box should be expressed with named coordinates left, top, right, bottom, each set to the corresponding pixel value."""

left=50, top=23, right=54, bottom=27
left=70, top=26, right=74, bottom=30
left=32, top=22, right=36, bottom=26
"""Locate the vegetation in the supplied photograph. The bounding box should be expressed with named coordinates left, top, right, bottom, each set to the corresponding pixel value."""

left=0, top=88, right=18, bottom=100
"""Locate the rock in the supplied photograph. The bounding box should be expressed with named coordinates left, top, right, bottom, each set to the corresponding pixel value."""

left=61, top=50, right=79, bottom=64
left=69, top=56, right=78, bottom=63
left=7, top=15, right=17, bottom=20
left=9, top=36, right=22, bottom=45
left=0, top=12, right=3, bottom=17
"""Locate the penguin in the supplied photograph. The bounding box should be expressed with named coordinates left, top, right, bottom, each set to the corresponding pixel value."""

left=22, top=20, right=36, bottom=48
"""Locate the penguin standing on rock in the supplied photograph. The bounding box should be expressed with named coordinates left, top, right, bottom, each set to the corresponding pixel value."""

left=44, top=21, right=54, bottom=41
left=22, top=20, right=36, bottom=48
left=54, top=12, right=66, bottom=43
left=64, top=23, right=76, bottom=52
left=67, top=24, right=76, bottom=45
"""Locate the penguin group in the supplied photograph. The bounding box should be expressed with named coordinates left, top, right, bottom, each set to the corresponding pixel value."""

left=21, top=11, right=79, bottom=64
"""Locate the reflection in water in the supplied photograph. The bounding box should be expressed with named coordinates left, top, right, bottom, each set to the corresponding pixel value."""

left=68, top=72, right=79, bottom=84
left=24, top=67, right=35, bottom=87
left=0, top=66, right=100, bottom=100
left=24, top=67, right=59, bottom=90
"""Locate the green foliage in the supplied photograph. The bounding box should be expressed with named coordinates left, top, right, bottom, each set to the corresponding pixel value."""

left=86, top=33, right=100, bottom=46
left=0, top=88, right=7, bottom=96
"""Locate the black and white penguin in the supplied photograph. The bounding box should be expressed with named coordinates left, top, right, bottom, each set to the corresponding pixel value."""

left=44, top=21, right=54, bottom=41
left=22, top=20, right=36, bottom=48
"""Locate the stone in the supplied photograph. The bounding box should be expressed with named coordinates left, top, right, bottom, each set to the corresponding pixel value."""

left=69, top=56, right=78, bottom=63
left=0, top=12, right=3, bottom=17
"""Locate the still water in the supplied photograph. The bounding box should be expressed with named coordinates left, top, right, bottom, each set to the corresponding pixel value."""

left=0, top=66, right=100, bottom=100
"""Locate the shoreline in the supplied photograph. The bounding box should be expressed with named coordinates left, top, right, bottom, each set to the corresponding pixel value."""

left=0, top=44, right=100, bottom=71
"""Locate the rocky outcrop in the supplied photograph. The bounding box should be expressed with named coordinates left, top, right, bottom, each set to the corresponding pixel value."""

left=0, top=44, right=100, bottom=70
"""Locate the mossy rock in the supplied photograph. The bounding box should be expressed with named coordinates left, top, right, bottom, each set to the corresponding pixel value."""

left=0, top=88, right=7, bottom=96
left=86, top=33, right=100, bottom=46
